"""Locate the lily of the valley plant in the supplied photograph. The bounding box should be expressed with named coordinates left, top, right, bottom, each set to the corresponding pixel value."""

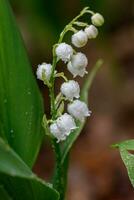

left=36, top=7, right=104, bottom=199
left=1, top=2, right=134, bottom=199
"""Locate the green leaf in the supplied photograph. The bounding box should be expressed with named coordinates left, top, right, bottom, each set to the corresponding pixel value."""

left=61, top=59, right=103, bottom=164
left=0, top=0, right=44, bottom=167
left=115, top=139, right=134, bottom=187
left=0, top=185, right=11, bottom=200
left=0, top=137, right=59, bottom=200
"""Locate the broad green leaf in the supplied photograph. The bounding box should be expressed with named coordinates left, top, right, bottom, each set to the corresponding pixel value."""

left=115, top=140, right=134, bottom=187
left=61, top=59, right=103, bottom=164
left=0, top=185, right=11, bottom=200
left=0, top=0, right=44, bottom=167
left=0, top=137, right=59, bottom=200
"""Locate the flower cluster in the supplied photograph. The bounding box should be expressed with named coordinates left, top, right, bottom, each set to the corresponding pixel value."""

left=36, top=9, right=104, bottom=142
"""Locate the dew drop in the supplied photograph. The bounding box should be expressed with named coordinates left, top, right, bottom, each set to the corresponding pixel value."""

left=4, top=99, right=7, bottom=104
left=10, top=129, right=14, bottom=138
left=28, top=91, right=31, bottom=95
left=27, top=88, right=32, bottom=95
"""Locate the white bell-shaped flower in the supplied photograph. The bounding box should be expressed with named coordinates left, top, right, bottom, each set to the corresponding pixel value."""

left=67, top=52, right=88, bottom=77
left=85, top=25, right=98, bottom=39
left=56, top=113, right=77, bottom=136
left=60, top=80, right=80, bottom=100
left=36, top=63, right=52, bottom=81
left=91, top=13, right=104, bottom=27
left=50, top=113, right=77, bottom=142
left=67, top=100, right=91, bottom=122
left=55, top=43, right=73, bottom=63
left=71, top=30, right=88, bottom=48
left=50, top=123, right=66, bottom=142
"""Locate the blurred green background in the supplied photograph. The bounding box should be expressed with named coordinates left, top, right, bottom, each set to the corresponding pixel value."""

left=9, top=0, right=134, bottom=199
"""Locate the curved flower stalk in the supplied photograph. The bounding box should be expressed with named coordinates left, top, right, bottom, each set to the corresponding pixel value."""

left=36, top=7, right=104, bottom=200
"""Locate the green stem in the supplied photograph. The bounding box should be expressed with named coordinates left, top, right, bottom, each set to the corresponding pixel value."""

left=58, top=7, right=94, bottom=43
left=51, top=139, right=63, bottom=193
left=49, top=45, right=64, bottom=198
left=49, top=46, right=57, bottom=119
left=49, top=44, right=68, bottom=199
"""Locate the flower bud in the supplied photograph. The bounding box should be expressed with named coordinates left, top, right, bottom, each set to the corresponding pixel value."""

left=60, top=80, right=80, bottom=100
left=55, top=43, right=73, bottom=63
left=85, top=25, right=98, bottom=39
left=71, top=30, right=88, bottom=48
left=36, top=63, right=52, bottom=81
left=67, top=100, right=91, bottom=122
left=67, top=52, right=88, bottom=77
left=50, top=113, right=77, bottom=142
left=91, top=13, right=104, bottom=27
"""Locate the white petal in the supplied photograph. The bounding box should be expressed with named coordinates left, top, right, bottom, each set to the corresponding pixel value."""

left=67, top=100, right=91, bottom=122
left=72, top=30, right=88, bottom=48
left=50, top=123, right=66, bottom=142
left=67, top=62, right=79, bottom=77
left=36, top=63, right=52, bottom=81
left=55, top=43, right=73, bottom=63
left=57, top=113, right=77, bottom=135
left=60, top=80, right=80, bottom=100
left=71, top=52, right=88, bottom=69
left=67, top=52, right=88, bottom=77
left=85, top=25, right=98, bottom=39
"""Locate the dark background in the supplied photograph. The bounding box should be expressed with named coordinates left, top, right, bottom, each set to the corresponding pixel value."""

left=10, top=0, right=134, bottom=199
